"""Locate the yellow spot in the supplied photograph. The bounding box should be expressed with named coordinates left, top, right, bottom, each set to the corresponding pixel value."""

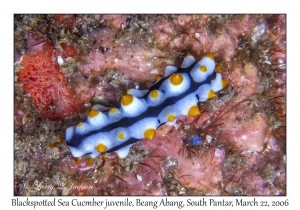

left=205, top=53, right=215, bottom=61
left=170, top=73, right=183, bottom=85
left=215, top=63, right=223, bottom=73
left=109, top=108, right=117, bottom=114
left=199, top=65, right=207, bottom=72
left=75, top=158, right=81, bottom=165
left=167, top=114, right=176, bottom=122
left=188, top=105, right=200, bottom=117
left=208, top=90, right=216, bottom=99
left=154, top=73, right=159, bottom=80
left=222, top=79, right=228, bottom=88
left=96, top=143, right=107, bottom=153
left=86, top=158, right=94, bottom=165
left=144, top=128, right=156, bottom=140
left=121, top=94, right=133, bottom=106
left=88, top=110, right=99, bottom=118
left=186, top=52, right=193, bottom=57
left=118, top=157, right=124, bottom=160
left=101, top=155, right=106, bottom=160
left=77, top=123, right=83, bottom=128
left=118, top=133, right=125, bottom=140
left=150, top=90, right=159, bottom=98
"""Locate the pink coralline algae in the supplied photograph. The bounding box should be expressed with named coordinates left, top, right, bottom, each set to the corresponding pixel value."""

left=139, top=126, right=226, bottom=195
left=152, top=15, right=256, bottom=62
left=79, top=28, right=172, bottom=81
left=102, top=15, right=129, bottom=31
left=14, top=14, right=286, bottom=196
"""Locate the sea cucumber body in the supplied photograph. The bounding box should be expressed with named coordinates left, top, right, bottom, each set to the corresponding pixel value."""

left=65, top=54, right=226, bottom=158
